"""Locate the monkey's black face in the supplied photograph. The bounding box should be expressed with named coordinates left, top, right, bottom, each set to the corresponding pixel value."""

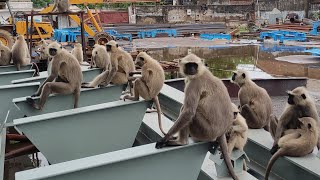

left=106, top=45, right=112, bottom=52
left=287, top=94, right=295, bottom=105
left=184, top=63, right=198, bottom=75
left=49, top=48, right=57, bottom=56
left=232, top=73, right=237, bottom=81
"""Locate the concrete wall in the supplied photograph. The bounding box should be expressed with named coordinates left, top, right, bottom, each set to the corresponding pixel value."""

left=135, top=4, right=254, bottom=24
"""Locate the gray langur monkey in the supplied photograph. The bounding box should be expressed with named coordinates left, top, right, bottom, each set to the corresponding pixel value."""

left=11, top=35, right=31, bottom=71
left=102, top=40, right=135, bottom=87
left=123, top=52, right=166, bottom=135
left=270, top=86, right=320, bottom=154
left=231, top=70, right=273, bottom=130
left=0, top=41, right=12, bottom=66
left=81, top=44, right=112, bottom=88
left=155, top=53, right=239, bottom=180
left=265, top=117, right=318, bottom=180
left=71, top=43, right=84, bottom=64
left=51, top=0, right=70, bottom=13
left=38, top=39, right=49, bottom=60
left=226, top=103, right=248, bottom=155
left=26, top=42, right=82, bottom=110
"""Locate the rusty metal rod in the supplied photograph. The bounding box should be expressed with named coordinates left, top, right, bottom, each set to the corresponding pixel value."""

left=5, top=144, right=38, bottom=160
left=6, top=134, right=30, bottom=142
left=80, top=12, right=87, bottom=62
left=23, top=11, right=85, bottom=17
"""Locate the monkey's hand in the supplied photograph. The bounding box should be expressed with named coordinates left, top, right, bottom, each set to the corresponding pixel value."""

left=155, top=138, right=168, bottom=149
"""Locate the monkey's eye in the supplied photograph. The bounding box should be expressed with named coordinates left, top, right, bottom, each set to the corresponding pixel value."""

left=301, top=94, right=306, bottom=99
left=139, top=57, right=144, bottom=61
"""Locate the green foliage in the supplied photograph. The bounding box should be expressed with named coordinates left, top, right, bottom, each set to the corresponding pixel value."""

left=32, top=0, right=53, bottom=8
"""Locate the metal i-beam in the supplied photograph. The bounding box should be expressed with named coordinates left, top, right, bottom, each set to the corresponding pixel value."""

left=15, top=141, right=209, bottom=180
left=11, top=68, right=102, bottom=84
left=0, top=82, right=40, bottom=126
left=7, top=85, right=123, bottom=123
left=14, top=100, right=151, bottom=164
left=0, top=64, right=32, bottom=73
left=0, top=70, right=35, bottom=85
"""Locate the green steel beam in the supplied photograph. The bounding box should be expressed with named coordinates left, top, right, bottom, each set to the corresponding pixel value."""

left=14, top=100, right=151, bottom=164
left=15, top=141, right=210, bottom=180
left=0, top=70, right=35, bottom=86
left=0, top=82, right=40, bottom=126
left=11, top=68, right=102, bottom=84
left=7, top=85, right=123, bottom=124
left=0, top=64, right=32, bottom=73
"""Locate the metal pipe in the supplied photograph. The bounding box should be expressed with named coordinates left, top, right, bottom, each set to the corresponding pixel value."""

left=6, top=134, right=30, bottom=142
left=29, top=10, right=34, bottom=60
left=25, top=14, right=29, bottom=49
left=80, top=12, right=87, bottom=62
left=5, top=144, right=38, bottom=160
left=86, top=6, right=102, bottom=32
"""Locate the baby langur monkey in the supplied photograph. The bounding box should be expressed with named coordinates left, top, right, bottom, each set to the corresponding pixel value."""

left=81, top=44, right=112, bottom=88
left=26, top=42, right=82, bottom=110
left=123, top=52, right=166, bottom=135
left=270, top=86, right=320, bottom=154
left=155, top=54, right=239, bottom=180
left=227, top=103, right=248, bottom=155
left=226, top=103, right=248, bottom=170
left=265, top=117, right=318, bottom=180
left=231, top=70, right=273, bottom=130
left=0, top=41, right=11, bottom=66
left=11, top=35, right=31, bottom=71
left=51, top=0, right=70, bottom=13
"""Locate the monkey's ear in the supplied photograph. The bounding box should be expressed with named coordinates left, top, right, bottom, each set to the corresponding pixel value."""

left=308, top=123, right=312, bottom=129
left=242, top=73, right=246, bottom=79
left=301, top=94, right=306, bottom=99
left=140, top=57, right=145, bottom=61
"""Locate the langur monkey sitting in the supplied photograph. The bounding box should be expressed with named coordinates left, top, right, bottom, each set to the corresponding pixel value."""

left=265, top=117, right=318, bottom=180
left=81, top=44, right=112, bottom=88
left=155, top=54, right=239, bottom=180
left=231, top=70, right=273, bottom=130
left=227, top=103, right=248, bottom=155
left=11, top=35, right=30, bottom=71
left=26, top=42, right=82, bottom=110
left=123, top=52, right=166, bottom=135
left=51, top=0, right=70, bottom=13
left=71, top=43, right=84, bottom=64
left=0, top=41, right=11, bottom=66
left=270, top=86, right=320, bottom=154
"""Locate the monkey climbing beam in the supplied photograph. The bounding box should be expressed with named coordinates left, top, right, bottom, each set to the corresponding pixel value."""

left=0, top=70, right=35, bottom=86
left=14, top=100, right=151, bottom=164
left=0, top=64, right=32, bottom=73
left=0, top=82, right=39, bottom=126
left=11, top=68, right=101, bottom=84
left=160, top=80, right=320, bottom=180
left=15, top=141, right=210, bottom=180
left=6, top=85, right=123, bottom=124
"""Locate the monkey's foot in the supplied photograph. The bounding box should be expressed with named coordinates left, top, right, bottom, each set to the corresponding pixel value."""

left=123, top=95, right=138, bottom=101
left=121, top=90, right=130, bottom=95
left=81, top=83, right=95, bottom=88
left=155, top=138, right=168, bottom=149
left=270, top=144, right=279, bottom=155
left=26, top=97, right=41, bottom=110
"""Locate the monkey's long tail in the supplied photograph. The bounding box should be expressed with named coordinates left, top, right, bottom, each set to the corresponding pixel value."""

left=31, top=62, right=40, bottom=77
left=153, top=96, right=167, bottom=135
left=265, top=149, right=283, bottom=180
left=218, top=134, right=239, bottom=180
